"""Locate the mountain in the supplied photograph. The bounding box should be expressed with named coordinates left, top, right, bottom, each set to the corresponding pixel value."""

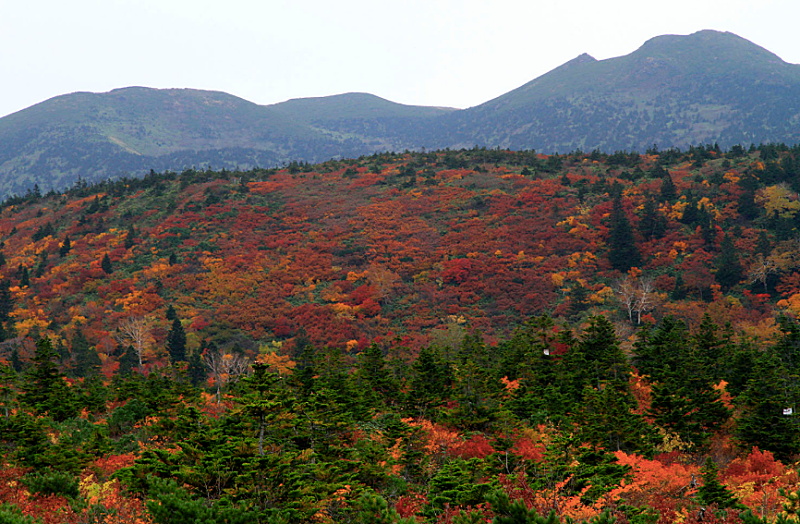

left=0, top=88, right=449, bottom=196
left=1, top=30, right=799, bottom=196
left=438, top=30, right=800, bottom=152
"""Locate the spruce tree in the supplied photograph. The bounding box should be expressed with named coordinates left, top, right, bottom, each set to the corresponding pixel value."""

left=607, top=195, right=642, bottom=272
left=659, top=172, right=677, bottom=202
left=698, top=457, right=740, bottom=509
left=166, top=317, right=187, bottom=363
left=736, top=351, right=800, bottom=460
left=71, top=328, right=101, bottom=378
left=59, top=235, right=71, bottom=257
left=101, top=254, right=113, bottom=274
left=715, top=234, right=743, bottom=291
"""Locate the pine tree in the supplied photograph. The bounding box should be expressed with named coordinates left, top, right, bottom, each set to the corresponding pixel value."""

left=19, top=266, right=30, bottom=287
left=167, top=317, right=187, bottom=363
left=607, top=195, right=642, bottom=272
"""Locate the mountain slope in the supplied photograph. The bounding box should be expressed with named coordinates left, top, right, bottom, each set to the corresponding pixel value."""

left=439, top=30, right=800, bottom=152
left=1, top=30, right=800, bottom=196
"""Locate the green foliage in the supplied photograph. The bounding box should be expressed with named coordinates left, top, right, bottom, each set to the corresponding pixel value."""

left=21, top=469, right=79, bottom=499
left=0, top=504, right=42, bottom=524
left=607, top=195, right=641, bottom=272
left=145, top=477, right=263, bottom=524
left=697, top=458, right=740, bottom=509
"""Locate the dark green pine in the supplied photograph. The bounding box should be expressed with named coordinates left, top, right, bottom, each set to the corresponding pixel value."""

left=166, top=317, right=187, bottom=363
left=607, top=195, right=642, bottom=272
left=715, top=233, right=742, bottom=291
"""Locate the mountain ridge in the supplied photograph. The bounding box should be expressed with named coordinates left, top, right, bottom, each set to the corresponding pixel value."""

left=1, top=29, right=800, bottom=196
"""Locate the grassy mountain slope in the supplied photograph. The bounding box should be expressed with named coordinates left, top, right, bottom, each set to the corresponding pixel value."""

left=2, top=30, right=800, bottom=197
left=439, top=30, right=800, bottom=152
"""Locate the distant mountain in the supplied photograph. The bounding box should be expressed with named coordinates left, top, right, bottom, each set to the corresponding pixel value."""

left=437, top=30, right=800, bottom=152
left=1, top=30, right=799, bottom=196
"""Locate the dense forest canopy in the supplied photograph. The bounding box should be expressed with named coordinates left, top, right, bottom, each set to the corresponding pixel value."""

left=4, top=144, right=800, bottom=523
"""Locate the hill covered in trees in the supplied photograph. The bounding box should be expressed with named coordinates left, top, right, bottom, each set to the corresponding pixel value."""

left=3, top=145, right=800, bottom=522
left=2, top=30, right=800, bottom=197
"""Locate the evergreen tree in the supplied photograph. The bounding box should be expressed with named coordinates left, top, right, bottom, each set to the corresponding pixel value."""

left=21, top=338, right=77, bottom=421
left=187, top=350, right=206, bottom=387
left=638, top=196, right=667, bottom=239
left=660, top=172, right=677, bottom=202
left=408, top=345, right=452, bottom=417
left=698, top=457, right=741, bottom=509
left=165, top=304, right=177, bottom=321
left=715, top=234, right=743, bottom=291
left=166, top=318, right=187, bottom=363
left=101, top=253, right=113, bottom=274
left=736, top=351, right=800, bottom=460
left=59, top=235, right=71, bottom=257
left=756, top=230, right=771, bottom=257
left=19, top=266, right=30, bottom=287
left=0, top=280, right=13, bottom=324
left=607, top=195, right=641, bottom=272
left=71, top=328, right=101, bottom=378
left=124, top=224, right=137, bottom=249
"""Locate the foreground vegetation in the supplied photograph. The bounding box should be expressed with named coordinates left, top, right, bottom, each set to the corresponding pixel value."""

left=3, top=144, right=800, bottom=522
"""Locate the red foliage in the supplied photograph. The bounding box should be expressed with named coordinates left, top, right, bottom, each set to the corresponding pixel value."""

left=449, top=434, right=496, bottom=459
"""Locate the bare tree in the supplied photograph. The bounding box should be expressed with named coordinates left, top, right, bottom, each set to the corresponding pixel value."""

left=615, top=275, right=657, bottom=325
left=748, top=254, right=778, bottom=292
left=205, top=349, right=251, bottom=404
left=116, top=317, right=152, bottom=372
left=614, top=277, right=638, bottom=322
left=634, top=278, right=656, bottom=324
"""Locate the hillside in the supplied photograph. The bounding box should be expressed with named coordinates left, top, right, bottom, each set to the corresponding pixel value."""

left=441, top=30, right=800, bottom=151
left=3, top=145, right=800, bottom=522
left=2, top=30, right=800, bottom=197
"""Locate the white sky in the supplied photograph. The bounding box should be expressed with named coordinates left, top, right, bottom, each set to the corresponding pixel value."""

left=2, top=0, right=799, bottom=119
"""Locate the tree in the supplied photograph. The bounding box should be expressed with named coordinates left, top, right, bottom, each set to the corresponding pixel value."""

left=607, top=195, right=642, bottom=272
left=59, top=235, right=71, bottom=257
left=116, top=317, right=152, bottom=372
left=101, top=253, right=113, bottom=274
left=166, top=317, right=187, bottom=363
left=21, top=338, right=77, bottom=420
left=638, top=196, right=667, bottom=239
left=715, top=234, right=743, bottom=291
left=71, top=327, right=101, bottom=378
left=698, top=457, right=741, bottom=510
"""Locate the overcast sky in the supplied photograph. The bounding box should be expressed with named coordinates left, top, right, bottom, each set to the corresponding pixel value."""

left=2, top=0, right=799, bottom=119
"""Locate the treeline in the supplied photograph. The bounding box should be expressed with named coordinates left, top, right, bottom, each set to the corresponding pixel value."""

left=2, top=312, right=800, bottom=523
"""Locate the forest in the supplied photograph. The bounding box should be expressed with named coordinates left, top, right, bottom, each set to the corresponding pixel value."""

left=3, top=143, right=800, bottom=522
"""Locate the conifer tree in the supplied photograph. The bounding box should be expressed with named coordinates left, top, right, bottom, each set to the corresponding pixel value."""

left=59, top=235, right=71, bottom=257
left=698, top=457, right=740, bottom=509
left=715, top=233, right=743, bottom=291
left=607, top=195, right=642, bottom=272
left=101, top=253, right=113, bottom=274
left=659, top=172, right=677, bottom=202
left=71, top=328, right=101, bottom=378
left=167, top=317, right=187, bottom=363
left=638, top=196, right=667, bottom=239
left=19, top=266, right=30, bottom=287
left=22, top=338, right=77, bottom=420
